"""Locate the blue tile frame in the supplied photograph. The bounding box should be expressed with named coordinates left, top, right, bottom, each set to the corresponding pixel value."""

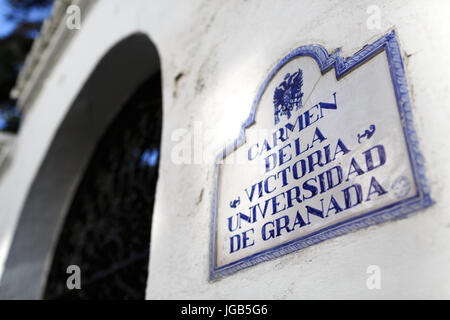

left=209, top=30, right=433, bottom=280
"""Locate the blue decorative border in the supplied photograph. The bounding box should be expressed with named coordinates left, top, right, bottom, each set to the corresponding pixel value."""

left=209, top=30, right=433, bottom=280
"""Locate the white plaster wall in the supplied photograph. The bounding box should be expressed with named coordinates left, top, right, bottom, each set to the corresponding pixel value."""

left=0, top=0, right=449, bottom=299
left=144, top=0, right=450, bottom=299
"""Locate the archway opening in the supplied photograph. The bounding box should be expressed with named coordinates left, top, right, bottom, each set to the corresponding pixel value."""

left=0, top=33, right=161, bottom=300
left=44, top=73, right=162, bottom=299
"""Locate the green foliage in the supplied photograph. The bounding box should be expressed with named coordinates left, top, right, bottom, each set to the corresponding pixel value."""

left=0, top=0, right=54, bottom=133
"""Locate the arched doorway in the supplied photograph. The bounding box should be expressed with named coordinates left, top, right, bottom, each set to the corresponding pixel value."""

left=44, top=73, right=161, bottom=299
left=0, top=33, right=161, bottom=299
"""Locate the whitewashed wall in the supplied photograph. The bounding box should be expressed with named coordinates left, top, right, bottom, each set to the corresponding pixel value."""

left=0, top=0, right=449, bottom=299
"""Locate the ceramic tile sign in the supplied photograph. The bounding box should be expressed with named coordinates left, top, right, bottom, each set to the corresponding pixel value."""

left=209, top=31, right=433, bottom=280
